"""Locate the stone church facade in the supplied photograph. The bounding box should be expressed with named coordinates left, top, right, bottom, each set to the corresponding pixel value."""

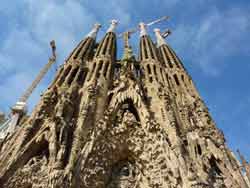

left=0, top=20, right=249, bottom=187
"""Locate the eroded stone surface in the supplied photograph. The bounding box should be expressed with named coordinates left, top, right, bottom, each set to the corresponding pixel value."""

left=0, top=28, right=248, bottom=188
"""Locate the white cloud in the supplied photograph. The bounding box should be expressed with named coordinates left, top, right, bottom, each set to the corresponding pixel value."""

left=0, top=0, right=97, bottom=113
left=24, top=0, right=97, bottom=57
left=0, top=0, right=134, bottom=113
left=170, top=7, right=250, bottom=76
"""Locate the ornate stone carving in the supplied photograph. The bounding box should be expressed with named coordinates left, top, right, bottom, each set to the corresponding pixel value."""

left=0, top=21, right=247, bottom=188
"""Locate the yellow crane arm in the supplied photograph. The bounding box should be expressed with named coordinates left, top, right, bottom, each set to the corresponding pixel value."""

left=19, top=41, right=56, bottom=103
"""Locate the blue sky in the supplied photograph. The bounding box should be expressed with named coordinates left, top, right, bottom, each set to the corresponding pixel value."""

left=0, top=0, right=250, bottom=160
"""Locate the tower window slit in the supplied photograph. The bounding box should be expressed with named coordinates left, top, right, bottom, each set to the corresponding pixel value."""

left=57, top=65, right=72, bottom=86
left=112, top=37, right=117, bottom=60
left=147, top=64, right=151, bottom=75
left=181, top=75, right=187, bottom=87
left=149, top=77, right=153, bottom=83
left=173, top=74, right=180, bottom=86
left=73, top=40, right=87, bottom=59
left=153, top=65, right=158, bottom=81
left=148, top=40, right=155, bottom=59
left=103, top=62, right=109, bottom=77
left=99, top=60, right=104, bottom=70
left=67, top=67, right=79, bottom=85
left=77, top=69, right=87, bottom=86
left=181, top=75, right=185, bottom=82
left=139, top=40, right=143, bottom=61
left=165, top=73, right=168, bottom=83
left=160, top=68, right=164, bottom=82
left=163, top=47, right=173, bottom=68
left=155, top=46, right=161, bottom=61
left=197, top=144, right=202, bottom=155
left=183, top=140, right=188, bottom=146
left=107, top=93, right=113, bottom=106
left=102, top=35, right=109, bottom=55
left=142, top=37, right=148, bottom=59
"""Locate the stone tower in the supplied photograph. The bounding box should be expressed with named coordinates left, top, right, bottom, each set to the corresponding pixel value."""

left=0, top=21, right=248, bottom=188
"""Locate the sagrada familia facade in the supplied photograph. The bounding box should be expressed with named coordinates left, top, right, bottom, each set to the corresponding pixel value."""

left=0, top=20, right=249, bottom=188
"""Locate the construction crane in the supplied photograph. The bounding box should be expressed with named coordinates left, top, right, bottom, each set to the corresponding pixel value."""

left=0, top=40, right=57, bottom=139
left=161, top=29, right=171, bottom=38
left=118, top=16, right=170, bottom=47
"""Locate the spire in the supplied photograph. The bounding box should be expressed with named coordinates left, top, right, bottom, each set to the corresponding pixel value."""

left=94, top=20, right=117, bottom=59
left=138, top=23, right=158, bottom=61
left=107, top=19, right=118, bottom=33
left=155, top=29, right=184, bottom=70
left=67, top=24, right=100, bottom=61
left=154, top=28, right=167, bottom=47
left=139, top=22, right=147, bottom=37
left=86, top=23, right=101, bottom=39
left=121, top=32, right=134, bottom=61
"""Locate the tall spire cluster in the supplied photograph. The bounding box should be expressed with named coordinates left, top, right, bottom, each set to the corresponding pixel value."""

left=0, top=19, right=249, bottom=188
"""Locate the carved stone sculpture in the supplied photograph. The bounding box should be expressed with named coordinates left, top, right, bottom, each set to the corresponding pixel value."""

left=0, top=22, right=248, bottom=188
